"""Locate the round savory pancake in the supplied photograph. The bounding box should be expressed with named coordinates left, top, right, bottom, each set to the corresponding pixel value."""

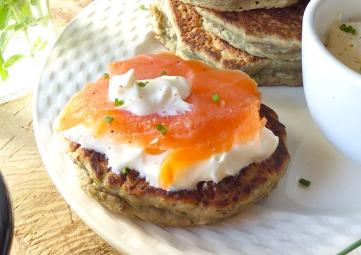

left=66, top=104, right=289, bottom=226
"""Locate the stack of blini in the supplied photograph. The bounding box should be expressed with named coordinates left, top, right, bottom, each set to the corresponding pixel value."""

left=150, top=0, right=309, bottom=86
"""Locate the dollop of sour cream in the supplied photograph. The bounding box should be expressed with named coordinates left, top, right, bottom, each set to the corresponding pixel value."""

left=326, top=20, right=361, bottom=74
left=108, top=69, right=192, bottom=116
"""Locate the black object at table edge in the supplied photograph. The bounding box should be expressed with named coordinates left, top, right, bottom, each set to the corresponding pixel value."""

left=0, top=172, right=13, bottom=255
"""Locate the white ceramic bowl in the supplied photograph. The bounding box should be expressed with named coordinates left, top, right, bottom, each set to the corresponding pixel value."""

left=302, top=0, right=361, bottom=165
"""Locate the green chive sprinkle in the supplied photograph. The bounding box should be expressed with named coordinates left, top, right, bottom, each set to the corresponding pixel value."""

left=340, top=24, right=357, bottom=35
left=103, top=73, right=110, bottom=79
left=160, top=70, right=167, bottom=76
left=139, top=4, right=147, bottom=10
left=212, top=94, right=220, bottom=103
left=137, top=81, right=149, bottom=88
left=115, top=98, right=124, bottom=106
left=156, top=124, right=168, bottom=135
left=298, top=178, right=311, bottom=187
left=104, top=115, right=113, bottom=123
left=121, top=167, right=130, bottom=175
left=337, top=238, right=361, bottom=255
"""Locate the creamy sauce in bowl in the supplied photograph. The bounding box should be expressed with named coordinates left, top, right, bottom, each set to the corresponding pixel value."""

left=326, top=20, right=361, bottom=74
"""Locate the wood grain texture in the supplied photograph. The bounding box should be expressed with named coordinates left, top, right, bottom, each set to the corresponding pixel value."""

left=51, top=0, right=93, bottom=27
left=0, top=98, right=120, bottom=255
left=0, top=1, right=120, bottom=254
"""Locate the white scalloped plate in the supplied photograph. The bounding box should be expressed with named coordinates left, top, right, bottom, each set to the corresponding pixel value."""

left=33, top=0, right=361, bottom=254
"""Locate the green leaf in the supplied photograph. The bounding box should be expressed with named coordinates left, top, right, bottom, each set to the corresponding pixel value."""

left=13, top=21, right=25, bottom=30
left=5, top=23, right=16, bottom=30
left=0, top=1, right=7, bottom=8
left=0, top=51, right=4, bottom=63
left=0, top=31, right=9, bottom=51
left=30, top=0, right=39, bottom=5
left=19, top=0, right=32, bottom=19
left=4, top=53, right=23, bottom=68
left=0, top=5, right=10, bottom=29
left=0, top=65, right=8, bottom=80
left=32, top=36, right=47, bottom=51
left=32, top=36, right=41, bottom=48
left=23, top=15, right=33, bottom=24
left=36, top=15, right=49, bottom=24
left=0, top=52, right=8, bottom=81
left=37, top=40, right=47, bottom=51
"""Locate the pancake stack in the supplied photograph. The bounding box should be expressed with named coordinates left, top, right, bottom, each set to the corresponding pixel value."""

left=150, top=0, right=309, bottom=86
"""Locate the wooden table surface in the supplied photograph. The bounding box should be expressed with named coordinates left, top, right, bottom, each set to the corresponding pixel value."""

left=0, top=1, right=119, bottom=254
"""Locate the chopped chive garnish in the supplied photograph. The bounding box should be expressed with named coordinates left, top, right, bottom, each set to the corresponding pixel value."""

left=212, top=94, right=220, bottom=103
left=139, top=4, right=147, bottom=10
left=104, top=115, right=113, bottom=123
left=115, top=98, right=124, bottom=106
left=103, top=73, right=110, bottom=79
left=337, top=238, right=361, bottom=255
left=298, top=178, right=311, bottom=187
left=121, top=167, right=130, bottom=175
left=156, top=124, right=168, bottom=135
left=160, top=70, right=167, bottom=76
left=137, top=81, right=149, bottom=88
left=340, top=24, right=357, bottom=35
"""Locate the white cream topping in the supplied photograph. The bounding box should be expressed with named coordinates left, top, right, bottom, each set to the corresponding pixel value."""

left=62, top=125, right=279, bottom=190
left=326, top=20, right=361, bottom=74
left=108, top=69, right=192, bottom=116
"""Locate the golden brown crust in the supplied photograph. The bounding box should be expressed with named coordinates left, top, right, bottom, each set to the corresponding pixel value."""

left=195, top=0, right=308, bottom=60
left=170, top=0, right=267, bottom=70
left=207, top=0, right=308, bottom=42
left=67, top=104, right=290, bottom=226
left=180, top=0, right=299, bottom=12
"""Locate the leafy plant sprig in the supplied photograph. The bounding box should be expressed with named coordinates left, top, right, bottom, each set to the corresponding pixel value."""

left=0, top=0, right=51, bottom=81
